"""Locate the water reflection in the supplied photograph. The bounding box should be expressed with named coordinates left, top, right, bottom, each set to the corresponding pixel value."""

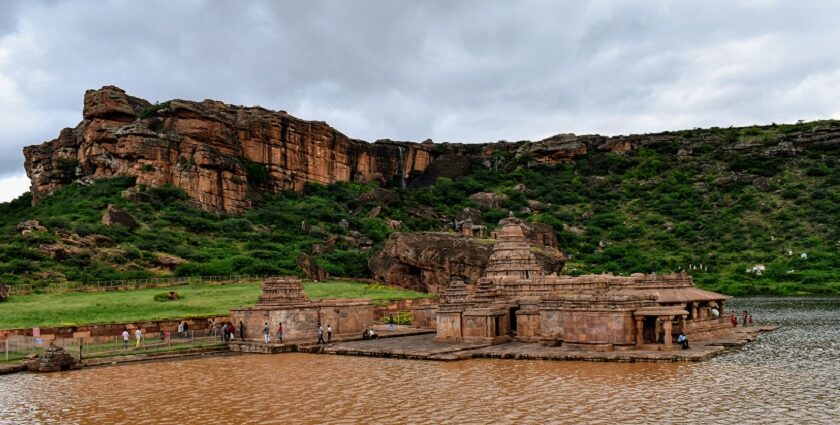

left=1, top=297, right=838, bottom=424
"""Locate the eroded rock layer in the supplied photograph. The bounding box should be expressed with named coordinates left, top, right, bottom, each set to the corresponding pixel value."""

left=24, top=86, right=435, bottom=212
left=24, top=86, right=840, bottom=212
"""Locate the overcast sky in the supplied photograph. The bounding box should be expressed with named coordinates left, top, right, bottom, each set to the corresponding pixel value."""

left=1, top=0, right=840, bottom=202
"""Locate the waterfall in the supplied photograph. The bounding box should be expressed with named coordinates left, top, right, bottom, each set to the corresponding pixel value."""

left=397, top=146, right=406, bottom=189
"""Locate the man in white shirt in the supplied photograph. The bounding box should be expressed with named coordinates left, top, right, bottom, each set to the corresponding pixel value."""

left=122, top=329, right=130, bottom=349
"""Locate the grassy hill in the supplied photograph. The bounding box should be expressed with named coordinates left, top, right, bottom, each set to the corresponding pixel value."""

left=1, top=121, right=839, bottom=296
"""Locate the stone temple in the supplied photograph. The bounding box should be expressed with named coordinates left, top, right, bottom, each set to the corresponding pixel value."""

left=435, top=217, right=733, bottom=351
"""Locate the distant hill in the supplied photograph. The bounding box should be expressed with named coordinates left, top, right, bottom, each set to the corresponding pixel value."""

left=6, top=87, right=840, bottom=296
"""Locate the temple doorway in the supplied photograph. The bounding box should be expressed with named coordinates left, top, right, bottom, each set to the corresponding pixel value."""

left=643, top=317, right=658, bottom=343
left=509, top=307, right=519, bottom=335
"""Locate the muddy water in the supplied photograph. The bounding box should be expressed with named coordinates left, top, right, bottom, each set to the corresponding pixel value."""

left=1, top=297, right=838, bottom=424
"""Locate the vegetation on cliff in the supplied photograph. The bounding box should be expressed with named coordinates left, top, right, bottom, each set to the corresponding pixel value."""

left=2, top=121, right=839, bottom=296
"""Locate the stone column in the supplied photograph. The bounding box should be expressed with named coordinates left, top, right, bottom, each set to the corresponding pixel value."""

left=635, top=317, right=644, bottom=349
left=691, top=302, right=699, bottom=320
left=662, top=316, right=673, bottom=348
left=680, top=315, right=687, bottom=333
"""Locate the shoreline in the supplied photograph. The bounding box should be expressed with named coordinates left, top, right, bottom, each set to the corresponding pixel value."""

left=1, top=325, right=777, bottom=375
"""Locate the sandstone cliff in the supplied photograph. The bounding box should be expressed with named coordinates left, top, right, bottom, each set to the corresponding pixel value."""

left=24, top=86, right=840, bottom=213
left=24, top=86, right=436, bottom=212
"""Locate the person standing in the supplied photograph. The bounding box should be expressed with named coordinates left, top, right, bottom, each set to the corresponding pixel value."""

left=122, top=328, right=130, bottom=350
left=239, top=321, right=245, bottom=341
left=177, top=322, right=184, bottom=338
left=742, top=310, right=748, bottom=326
left=327, top=325, right=333, bottom=343
left=317, top=324, right=325, bottom=344
left=263, top=322, right=270, bottom=344
left=730, top=312, right=738, bottom=327
left=276, top=323, right=284, bottom=343
left=748, top=315, right=754, bottom=326
left=134, top=328, right=143, bottom=349
left=388, top=314, right=395, bottom=332
left=220, top=323, right=228, bottom=342
left=183, top=321, right=189, bottom=338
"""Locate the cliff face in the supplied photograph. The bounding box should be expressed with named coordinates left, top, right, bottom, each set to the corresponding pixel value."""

left=24, top=86, right=435, bottom=212
left=24, top=86, right=840, bottom=213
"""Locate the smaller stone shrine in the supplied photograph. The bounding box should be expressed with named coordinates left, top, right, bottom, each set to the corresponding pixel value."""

left=31, top=344, right=79, bottom=372
left=231, top=277, right=373, bottom=342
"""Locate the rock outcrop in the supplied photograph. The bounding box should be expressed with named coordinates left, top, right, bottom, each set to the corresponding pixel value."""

left=101, top=204, right=139, bottom=230
left=296, top=253, right=328, bottom=281
left=369, top=220, right=565, bottom=293
left=24, top=86, right=438, bottom=213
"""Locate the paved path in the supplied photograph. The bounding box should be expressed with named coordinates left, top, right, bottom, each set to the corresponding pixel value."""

left=321, top=326, right=778, bottom=363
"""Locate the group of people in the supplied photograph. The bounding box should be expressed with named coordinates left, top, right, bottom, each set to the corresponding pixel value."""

left=262, top=322, right=285, bottom=343
left=120, top=327, right=145, bottom=349
left=729, top=310, right=754, bottom=327
left=316, top=324, right=333, bottom=344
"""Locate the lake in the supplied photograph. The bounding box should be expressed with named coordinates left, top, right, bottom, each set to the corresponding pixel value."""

left=1, top=297, right=838, bottom=424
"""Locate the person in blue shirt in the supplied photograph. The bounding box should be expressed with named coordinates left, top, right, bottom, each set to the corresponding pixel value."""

left=677, top=332, right=690, bottom=350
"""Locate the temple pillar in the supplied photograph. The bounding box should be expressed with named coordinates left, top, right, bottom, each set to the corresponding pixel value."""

left=691, top=302, right=699, bottom=320
left=680, top=315, right=687, bottom=333
left=654, top=318, right=661, bottom=341
left=635, top=317, right=644, bottom=349
left=662, top=316, right=673, bottom=347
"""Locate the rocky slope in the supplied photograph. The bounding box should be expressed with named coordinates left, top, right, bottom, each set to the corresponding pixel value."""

left=28, top=87, right=840, bottom=214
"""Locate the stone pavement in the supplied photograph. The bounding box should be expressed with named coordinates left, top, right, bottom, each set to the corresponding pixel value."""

left=320, top=326, right=778, bottom=363
left=229, top=326, right=435, bottom=354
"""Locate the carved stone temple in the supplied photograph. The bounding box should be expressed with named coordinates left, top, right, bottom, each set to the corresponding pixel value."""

left=435, top=217, right=733, bottom=351
left=231, top=277, right=372, bottom=342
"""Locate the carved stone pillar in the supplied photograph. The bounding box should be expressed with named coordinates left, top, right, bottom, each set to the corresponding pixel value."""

left=662, top=316, right=673, bottom=347
left=635, top=317, right=644, bottom=349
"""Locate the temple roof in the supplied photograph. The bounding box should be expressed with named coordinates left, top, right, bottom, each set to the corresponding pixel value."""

left=615, top=286, right=731, bottom=303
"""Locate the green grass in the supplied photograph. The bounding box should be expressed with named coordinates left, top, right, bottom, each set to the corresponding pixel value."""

left=0, top=280, right=432, bottom=329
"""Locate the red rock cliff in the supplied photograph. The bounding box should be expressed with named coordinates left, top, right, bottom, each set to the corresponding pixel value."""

left=23, top=86, right=436, bottom=212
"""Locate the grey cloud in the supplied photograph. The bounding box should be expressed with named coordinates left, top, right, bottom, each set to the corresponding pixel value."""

left=1, top=0, right=840, bottom=182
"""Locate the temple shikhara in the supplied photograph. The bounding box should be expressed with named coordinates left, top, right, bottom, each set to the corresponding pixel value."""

left=434, top=217, right=733, bottom=351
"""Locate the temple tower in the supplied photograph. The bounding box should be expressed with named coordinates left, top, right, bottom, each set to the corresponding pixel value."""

left=485, top=217, right=544, bottom=280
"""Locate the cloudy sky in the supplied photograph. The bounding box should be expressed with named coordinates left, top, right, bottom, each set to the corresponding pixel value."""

left=1, top=0, right=839, bottom=202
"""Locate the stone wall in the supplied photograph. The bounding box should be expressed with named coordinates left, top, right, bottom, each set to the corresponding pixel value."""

left=230, top=299, right=373, bottom=342
left=0, top=315, right=231, bottom=343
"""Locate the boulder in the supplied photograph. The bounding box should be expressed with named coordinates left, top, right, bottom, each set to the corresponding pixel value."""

left=101, top=204, right=139, bottom=230
left=155, top=253, right=187, bottom=270
left=526, top=199, right=548, bottom=212
left=386, top=219, right=403, bottom=230
left=468, top=192, right=508, bottom=209
left=296, top=253, right=328, bottom=281
left=457, top=207, right=483, bottom=225
left=16, top=220, right=48, bottom=235
left=370, top=221, right=564, bottom=293
left=358, top=188, right=399, bottom=205
left=368, top=206, right=382, bottom=218
left=83, top=234, right=115, bottom=247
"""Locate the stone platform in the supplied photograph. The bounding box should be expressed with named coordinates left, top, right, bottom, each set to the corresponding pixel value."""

left=228, top=326, right=435, bottom=354
left=321, top=326, right=778, bottom=363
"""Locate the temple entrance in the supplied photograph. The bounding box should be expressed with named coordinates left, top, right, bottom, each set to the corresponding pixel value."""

left=643, top=317, right=658, bottom=343
left=509, top=307, right=519, bottom=336
left=494, top=316, right=501, bottom=337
